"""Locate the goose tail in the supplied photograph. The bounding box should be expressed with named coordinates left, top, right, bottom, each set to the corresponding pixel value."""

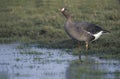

left=103, top=29, right=110, bottom=34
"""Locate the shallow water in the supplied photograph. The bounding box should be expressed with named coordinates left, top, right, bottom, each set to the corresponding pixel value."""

left=77, top=56, right=120, bottom=79
left=0, top=44, right=120, bottom=79
left=0, top=44, right=77, bottom=79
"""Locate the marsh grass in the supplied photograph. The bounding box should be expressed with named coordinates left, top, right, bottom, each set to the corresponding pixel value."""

left=0, top=0, right=120, bottom=57
left=20, top=51, right=43, bottom=55
left=15, top=58, right=20, bottom=61
left=33, top=57, right=42, bottom=61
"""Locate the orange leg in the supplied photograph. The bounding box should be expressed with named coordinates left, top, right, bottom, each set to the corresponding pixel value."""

left=85, top=42, right=89, bottom=51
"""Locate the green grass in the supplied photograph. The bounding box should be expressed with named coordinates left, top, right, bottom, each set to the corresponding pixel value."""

left=15, top=58, right=20, bottom=61
left=20, top=51, right=43, bottom=55
left=0, top=0, right=120, bottom=57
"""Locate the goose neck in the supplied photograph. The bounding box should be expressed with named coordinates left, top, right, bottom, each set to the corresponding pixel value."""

left=62, top=11, right=71, bottom=19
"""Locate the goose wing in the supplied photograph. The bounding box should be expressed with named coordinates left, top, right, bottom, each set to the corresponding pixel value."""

left=75, top=22, right=103, bottom=34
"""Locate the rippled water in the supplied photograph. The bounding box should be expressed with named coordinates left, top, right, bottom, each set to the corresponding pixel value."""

left=0, top=44, right=120, bottom=79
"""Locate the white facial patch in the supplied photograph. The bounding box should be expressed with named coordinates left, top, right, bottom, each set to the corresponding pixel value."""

left=61, top=8, right=65, bottom=12
left=93, top=31, right=103, bottom=41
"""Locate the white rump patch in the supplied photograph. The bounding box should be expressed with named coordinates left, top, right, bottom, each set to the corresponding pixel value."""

left=93, top=31, right=103, bottom=41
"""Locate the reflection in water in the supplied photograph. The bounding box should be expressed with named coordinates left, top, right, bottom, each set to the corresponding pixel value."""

left=0, top=44, right=120, bottom=79
left=68, top=56, right=120, bottom=79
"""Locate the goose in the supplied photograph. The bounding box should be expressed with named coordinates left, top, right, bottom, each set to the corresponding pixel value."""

left=60, top=8, right=110, bottom=50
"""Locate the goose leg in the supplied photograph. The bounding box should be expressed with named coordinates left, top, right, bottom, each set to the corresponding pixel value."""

left=78, top=42, right=82, bottom=61
left=78, top=42, right=81, bottom=50
left=85, top=42, right=89, bottom=51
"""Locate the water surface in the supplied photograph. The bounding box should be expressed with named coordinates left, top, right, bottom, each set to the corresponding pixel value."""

left=0, top=44, right=77, bottom=79
left=0, top=44, right=119, bottom=79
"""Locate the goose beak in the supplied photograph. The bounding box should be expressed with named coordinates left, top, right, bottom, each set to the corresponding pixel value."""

left=59, top=8, right=65, bottom=12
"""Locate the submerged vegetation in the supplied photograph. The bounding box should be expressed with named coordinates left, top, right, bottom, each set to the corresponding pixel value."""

left=0, top=0, right=120, bottom=57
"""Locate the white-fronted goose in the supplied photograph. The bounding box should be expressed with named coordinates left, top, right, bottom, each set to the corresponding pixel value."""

left=60, top=8, right=110, bottom=50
